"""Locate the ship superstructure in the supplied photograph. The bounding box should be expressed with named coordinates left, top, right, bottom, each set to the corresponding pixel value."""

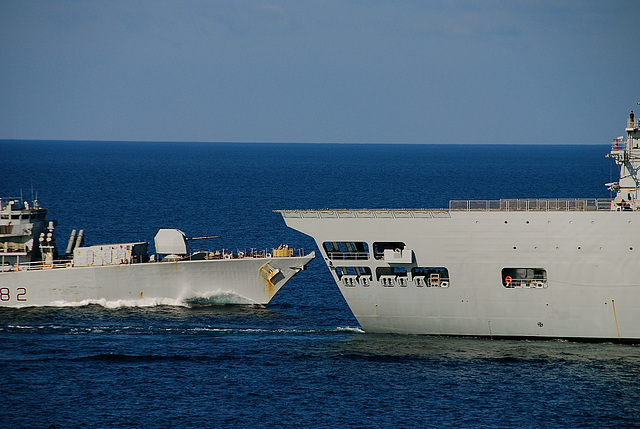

left=1, top=197, right=50, bottom=267
left=279, top=109, right=640, bottom=341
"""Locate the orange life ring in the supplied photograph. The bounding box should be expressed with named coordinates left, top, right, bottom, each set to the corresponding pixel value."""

left=505, top=276, right=512, bottom=284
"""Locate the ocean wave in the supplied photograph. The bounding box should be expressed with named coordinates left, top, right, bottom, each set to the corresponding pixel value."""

left=39, top=290, right=258, bottom=308
left=74, top=352, right=217, bottom=363
left=185, top=290, right=257, bottom=305
left=48, top=297, right=189, bottom=308
left=335, top=326, right=365, bottom=334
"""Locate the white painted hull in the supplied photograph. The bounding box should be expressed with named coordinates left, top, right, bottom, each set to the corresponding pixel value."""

left=0, top=253, right=314, bottom=307
left=282, top=209, right=640, bottom=341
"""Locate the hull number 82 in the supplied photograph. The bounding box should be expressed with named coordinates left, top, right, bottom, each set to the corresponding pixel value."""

left=0, top=287, right=27, bottom=302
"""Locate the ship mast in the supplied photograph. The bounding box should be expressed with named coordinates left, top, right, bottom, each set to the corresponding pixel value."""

left=606, top=104, right=640, bottom=210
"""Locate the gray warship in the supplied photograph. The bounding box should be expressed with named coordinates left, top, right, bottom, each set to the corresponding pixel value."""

left=0, top=198, right=314, bottom=307
left=279, top=107, right=640, bottom=341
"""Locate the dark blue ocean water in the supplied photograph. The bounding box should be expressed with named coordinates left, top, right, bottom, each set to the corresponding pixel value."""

left=2, top=141, right=639, bottom=428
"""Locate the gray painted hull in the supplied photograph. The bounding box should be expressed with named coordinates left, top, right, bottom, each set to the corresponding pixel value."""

left=0, top=253, right=314, bottom=307
left=282, top=209, right=640, bottom=341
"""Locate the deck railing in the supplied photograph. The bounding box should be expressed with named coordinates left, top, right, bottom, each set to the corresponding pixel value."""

left=449, top=198, right=612, bottom=212
left=326, top=251, right=369, bottom=260
left=1, top=260, right=72, bottom=272
left=1, top=247, right=310, bottom=272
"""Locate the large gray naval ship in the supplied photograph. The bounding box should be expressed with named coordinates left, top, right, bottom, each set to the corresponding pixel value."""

left=0, top=201, right=314, bottom=307
left=279, top=108, right=640, bottom=341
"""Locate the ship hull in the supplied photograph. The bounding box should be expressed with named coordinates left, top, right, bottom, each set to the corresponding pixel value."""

left=282, top=209, right=640, bottom=341
left=0, top=254, right=314, bottom=307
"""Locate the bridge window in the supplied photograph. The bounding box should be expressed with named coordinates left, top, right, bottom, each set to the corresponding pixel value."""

left=502, top=268, right=547, bottom=288
left=323, top=241, right=369, bottom=260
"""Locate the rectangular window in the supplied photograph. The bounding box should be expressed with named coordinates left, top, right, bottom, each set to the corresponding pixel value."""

left=335, top=266, right=372, bottom=287
left=376, top=266, right=408, bottom=287
left=411, top=267, right=450, bottom=288
left=501, top=268, right=547, bottom=288
left=373, top=242, right=405, bottom=260
left=323, top=241, right=369, bottom=260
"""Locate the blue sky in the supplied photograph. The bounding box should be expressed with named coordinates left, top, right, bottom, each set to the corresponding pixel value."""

left=1, top=1, right=639, bottom=144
